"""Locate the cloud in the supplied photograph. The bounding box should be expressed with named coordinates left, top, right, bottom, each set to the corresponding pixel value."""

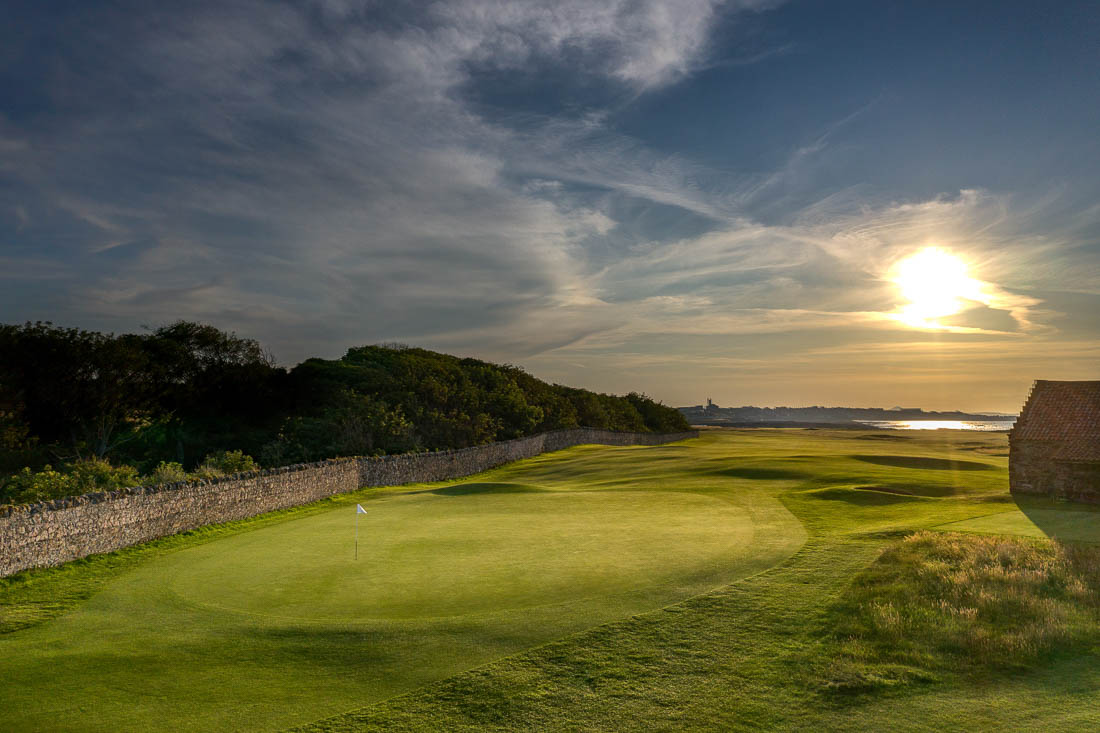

left=9, top=1, right=697, bottom=357
left=426, top=0, right=771, bottom=89
left=0, top=0, right=1095, bottom=412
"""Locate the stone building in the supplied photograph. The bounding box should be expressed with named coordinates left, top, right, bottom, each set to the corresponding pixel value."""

left=1009, top=380, right=1100, bottom=503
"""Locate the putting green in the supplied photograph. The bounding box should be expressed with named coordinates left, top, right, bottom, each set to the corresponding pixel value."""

left=935, top=508, right=1100, bottom=543
left=170, top=488, right=750, bottom=621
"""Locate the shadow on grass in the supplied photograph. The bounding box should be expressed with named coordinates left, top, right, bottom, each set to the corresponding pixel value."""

left=804, top=487, right=928, bottom=505
left=709, top=467, right=811, bottom=481
left=853, top=434, right=913, bottom=441
left=851, top=455, right=996, bottom=471
left=1012, top=494, right=1100, bottom=544
left=245, top=626, right=410, bottom=667
left=424, top=482, right=549, bottom=497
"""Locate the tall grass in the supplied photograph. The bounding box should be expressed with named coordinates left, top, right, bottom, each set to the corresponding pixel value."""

left=823, top=531, right=1100, bottom=695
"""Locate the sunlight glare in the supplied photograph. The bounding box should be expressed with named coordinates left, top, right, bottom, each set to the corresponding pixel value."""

left=891, top=247, right=987, bottom=329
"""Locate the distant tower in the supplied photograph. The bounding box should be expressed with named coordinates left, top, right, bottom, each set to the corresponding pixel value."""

left=706, top=397, right=715, bottom=411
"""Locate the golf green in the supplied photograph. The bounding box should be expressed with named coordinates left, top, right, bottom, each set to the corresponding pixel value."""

left=170, top=488, right=751, bottom=621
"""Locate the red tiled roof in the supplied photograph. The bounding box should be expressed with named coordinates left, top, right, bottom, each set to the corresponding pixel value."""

left=1011, top=380, right=1100, bottom=462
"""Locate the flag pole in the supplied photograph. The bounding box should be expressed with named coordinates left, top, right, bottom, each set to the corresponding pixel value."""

left=355, top=504, right=367, bottom=560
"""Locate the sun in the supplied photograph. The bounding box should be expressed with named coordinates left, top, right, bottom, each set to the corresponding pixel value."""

left=890, top=247, right=987, bottom=329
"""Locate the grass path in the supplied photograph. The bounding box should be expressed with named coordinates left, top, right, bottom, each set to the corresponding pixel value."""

left=293, top=537, right=884, bottom=732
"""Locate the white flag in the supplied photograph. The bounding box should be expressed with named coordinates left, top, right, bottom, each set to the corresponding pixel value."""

left=356, top=504, right=367, bottom=514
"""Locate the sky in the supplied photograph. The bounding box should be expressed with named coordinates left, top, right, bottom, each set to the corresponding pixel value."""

left=1, top=0, right=1097, bottom=413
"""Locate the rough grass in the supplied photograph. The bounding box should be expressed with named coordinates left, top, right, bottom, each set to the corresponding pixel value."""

left=823, top=530, right=1100, bottom=693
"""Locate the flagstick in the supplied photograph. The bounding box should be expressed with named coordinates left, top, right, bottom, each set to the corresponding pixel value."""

left=354, top=504, right=367, bottom=561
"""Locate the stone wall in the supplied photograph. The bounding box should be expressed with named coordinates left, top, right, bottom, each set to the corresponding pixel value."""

left=1008, top=440, right=1057, bottom=496
left=1057, top=462, right=1100, bottom=504
left=0, top=429, right=697, bottom=577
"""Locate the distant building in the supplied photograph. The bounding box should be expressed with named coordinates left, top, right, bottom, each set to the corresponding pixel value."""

left=1009, top=380, right=1100, bottom=503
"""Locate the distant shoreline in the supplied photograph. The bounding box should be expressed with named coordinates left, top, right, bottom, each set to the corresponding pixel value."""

left=693, top=420, right=1014, bottom=432
left=693, top=421, right=880, bottom=430
left=679, top=404, right=1016, bottom=425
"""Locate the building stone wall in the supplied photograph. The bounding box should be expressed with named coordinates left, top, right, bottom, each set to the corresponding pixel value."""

left=0, top=429, right=697, bottom=577
left=1010, top=438, right=1100, bottom=503
left=1057, top=462, right=1100, bottom=504
left=1008, top=440, right=1058, bottom=496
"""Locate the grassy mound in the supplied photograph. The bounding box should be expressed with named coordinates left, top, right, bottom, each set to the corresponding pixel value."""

left=850, top=455, right=996, bottom=471
left=423, top=481, right=546, bottom=496
left=821, top=531, right=1100, bottom=696
left=805, top=486, right=928, bottom=505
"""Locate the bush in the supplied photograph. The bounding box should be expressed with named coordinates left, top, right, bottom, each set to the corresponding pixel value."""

left=144, top=449, right=257, bottom=482
left=66, top=458, right=141, bottom=494
left=194, top=450, right=258, bottom=479
left=0, top=458, right=142, bottom=505
left=148, top=461, right=188, bottom=484
left=260, top=394, right=414, bottom=465
left=0, top=465, right=73, bottom=505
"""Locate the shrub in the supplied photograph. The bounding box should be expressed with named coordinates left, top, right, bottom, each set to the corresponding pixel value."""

left=148, top=461, right=188, bottom=484
left=0, top=465, right=73, bottom=504
left=0, top=458, right=141, bottom=505
left=195, top=450, right=258, bottom=479
left=66, top=458, right=141, bottom=494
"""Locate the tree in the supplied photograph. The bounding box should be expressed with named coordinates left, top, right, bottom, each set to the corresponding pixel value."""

left=0, top=322, right=155, bottom=458
left=140, top=321, right=287, bottom=466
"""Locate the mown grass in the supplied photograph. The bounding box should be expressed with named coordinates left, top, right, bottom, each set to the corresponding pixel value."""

left=296, top=429, right=1100, bottom=732
left=4, top=428, right=1100, bottom=732
left=0, top=435, right=803, bottom=733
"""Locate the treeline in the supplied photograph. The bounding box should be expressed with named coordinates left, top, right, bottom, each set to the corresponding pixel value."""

left=0, top=321, right=687, bottom=505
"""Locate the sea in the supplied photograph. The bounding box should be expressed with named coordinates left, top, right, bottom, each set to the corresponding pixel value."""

left=855, top=420, right=1016, bottom=432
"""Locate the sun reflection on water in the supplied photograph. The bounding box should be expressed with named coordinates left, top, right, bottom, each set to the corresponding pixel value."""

left=858, top=420, right=1015, bottom=431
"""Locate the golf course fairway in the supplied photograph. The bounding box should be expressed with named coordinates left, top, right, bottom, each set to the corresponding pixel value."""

left=0, top=436, right=804, bottom=732
left=4, top=428, right=1099, bottom=732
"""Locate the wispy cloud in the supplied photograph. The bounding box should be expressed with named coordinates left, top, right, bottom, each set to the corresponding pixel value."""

left=1, top=0, right=1096, bottom=411
left=1, top=0, right=779, bottom=358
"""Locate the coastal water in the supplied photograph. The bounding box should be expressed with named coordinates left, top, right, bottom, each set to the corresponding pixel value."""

left=856, top=420, right=1015, bottom=431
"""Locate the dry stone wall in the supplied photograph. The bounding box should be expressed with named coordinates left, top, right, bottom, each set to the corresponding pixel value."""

left=0, top=429, right=696, bottom=577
